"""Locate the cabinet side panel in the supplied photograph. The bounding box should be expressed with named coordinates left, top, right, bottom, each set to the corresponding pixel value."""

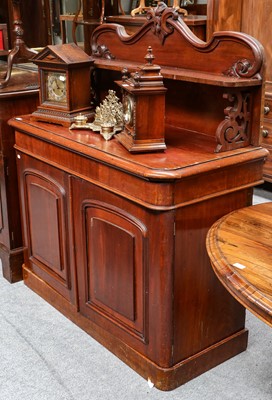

left=173, top=190, right=249, bottom=363
left=206, top=0, right=243, bottom=40
left=241, top=0, right=272, bottom=82
left=0, top=94, right=38, bottom=251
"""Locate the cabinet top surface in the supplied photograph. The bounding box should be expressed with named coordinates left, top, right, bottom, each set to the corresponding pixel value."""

left=0, top=64, right=39, bottom=98
left=10, top=115, right=267, bottom=181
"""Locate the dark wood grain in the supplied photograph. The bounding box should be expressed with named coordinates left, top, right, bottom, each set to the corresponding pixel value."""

left=206, top=202, right=272, bottom=328
left=0, top=0, right=51, bottom=49
left=0, top=64, right=39, bottom=282
left=12, top=112, right=266, bottom=390
left=91, top=8, right=264, bottom=154
left=207, top=0, right=272, bottom=182
left=9, top=6, right=267, bottom=391
left=206, top=0, right=244, bottom=41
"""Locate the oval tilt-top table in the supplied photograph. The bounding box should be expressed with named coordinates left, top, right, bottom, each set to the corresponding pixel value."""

left=206, top=202, right=272, bottom=328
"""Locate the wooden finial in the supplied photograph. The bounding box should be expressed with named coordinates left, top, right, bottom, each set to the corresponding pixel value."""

left=145, top=46, right=155, bottom=65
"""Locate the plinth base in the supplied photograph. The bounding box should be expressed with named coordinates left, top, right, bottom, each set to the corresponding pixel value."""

left=0, top=245, right=24, bottom=283
left=23, top=265, right=248, bottom=391
left=116, top=131, right=166, bottom=153
left=31, top=108, right=94, bottom=128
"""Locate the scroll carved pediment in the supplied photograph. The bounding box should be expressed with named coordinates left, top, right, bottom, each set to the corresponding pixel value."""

left=91, top=5, right=264, bottom=80
left=145, top=2, right=179, bottom=44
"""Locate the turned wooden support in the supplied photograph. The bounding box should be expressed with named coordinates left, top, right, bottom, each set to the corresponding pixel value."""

left=0, top=0, right=37, bottom=88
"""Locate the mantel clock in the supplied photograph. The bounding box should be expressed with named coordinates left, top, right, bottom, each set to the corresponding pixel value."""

left=31, top=43, right=94, bottom=127
left=115, top=47, right=167, bottom=153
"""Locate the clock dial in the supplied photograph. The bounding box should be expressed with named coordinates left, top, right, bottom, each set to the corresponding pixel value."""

left=46, top=72, right=67, bottom=103
left=123, top=94, right=134, bottom=127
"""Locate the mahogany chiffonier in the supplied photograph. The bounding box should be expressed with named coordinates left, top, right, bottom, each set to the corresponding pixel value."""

left=0, top=64, right=38, bottom=282
left=9, top=5, right=267, bottom=391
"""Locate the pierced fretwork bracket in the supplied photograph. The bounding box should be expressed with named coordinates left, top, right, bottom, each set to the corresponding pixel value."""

left=215, top=92, right=251, bottom=153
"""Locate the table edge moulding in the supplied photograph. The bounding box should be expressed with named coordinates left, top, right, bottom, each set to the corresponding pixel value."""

left=9, top=4, right=267, bottom=391
left=206, top=202, right=272, bottom=328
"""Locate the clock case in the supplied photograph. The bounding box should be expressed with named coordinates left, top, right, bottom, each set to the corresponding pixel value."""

left=31, top=43, right=94, bottom=127
left=115, top=47, right=167, bottom=153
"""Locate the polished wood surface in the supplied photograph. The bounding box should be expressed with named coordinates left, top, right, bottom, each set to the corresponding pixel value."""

left=0, top=1, right=37, bottom=89
left=0, top=63, right=39, bottom=282
left=12, top=113, right=263, bottom=390
left=11, top=115, right=267, bottom=185
left=207, top=0, right=272, bottom=182
left=262, top=82, right=272, bottom=181
left=91, top=7, right=264, bottom=155
left=10, top=7, right=267, bottom=391
left=31, top=43, right=93, bottom=126
left=206, top=0, right=243, bottom=41
left=206, top=202, right=272, bottom=328
left=0, top=0, right=51, bottom=48
left=82, top=0, right=206, bottom=53
left=241, top=0, right=272, bottom=83
left=207, top=0, right=272, bottom=82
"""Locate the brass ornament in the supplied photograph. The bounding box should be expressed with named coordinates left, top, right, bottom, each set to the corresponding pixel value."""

left=70, top=90, right=124, bottom=141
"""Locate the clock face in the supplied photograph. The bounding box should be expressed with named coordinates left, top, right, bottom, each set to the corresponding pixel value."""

left=123, top=94, right=134, bottom=127
left=45, top=71, right=67, bottom=104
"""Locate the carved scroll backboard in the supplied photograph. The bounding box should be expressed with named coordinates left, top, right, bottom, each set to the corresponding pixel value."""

left=91, top=3, right=264, bottom=81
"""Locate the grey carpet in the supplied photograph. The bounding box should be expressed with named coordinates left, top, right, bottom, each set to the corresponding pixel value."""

left=0, top=186, right=271, bottom=399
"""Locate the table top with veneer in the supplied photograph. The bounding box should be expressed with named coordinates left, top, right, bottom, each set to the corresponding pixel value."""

left=206, top=202, right=272, bottom=327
